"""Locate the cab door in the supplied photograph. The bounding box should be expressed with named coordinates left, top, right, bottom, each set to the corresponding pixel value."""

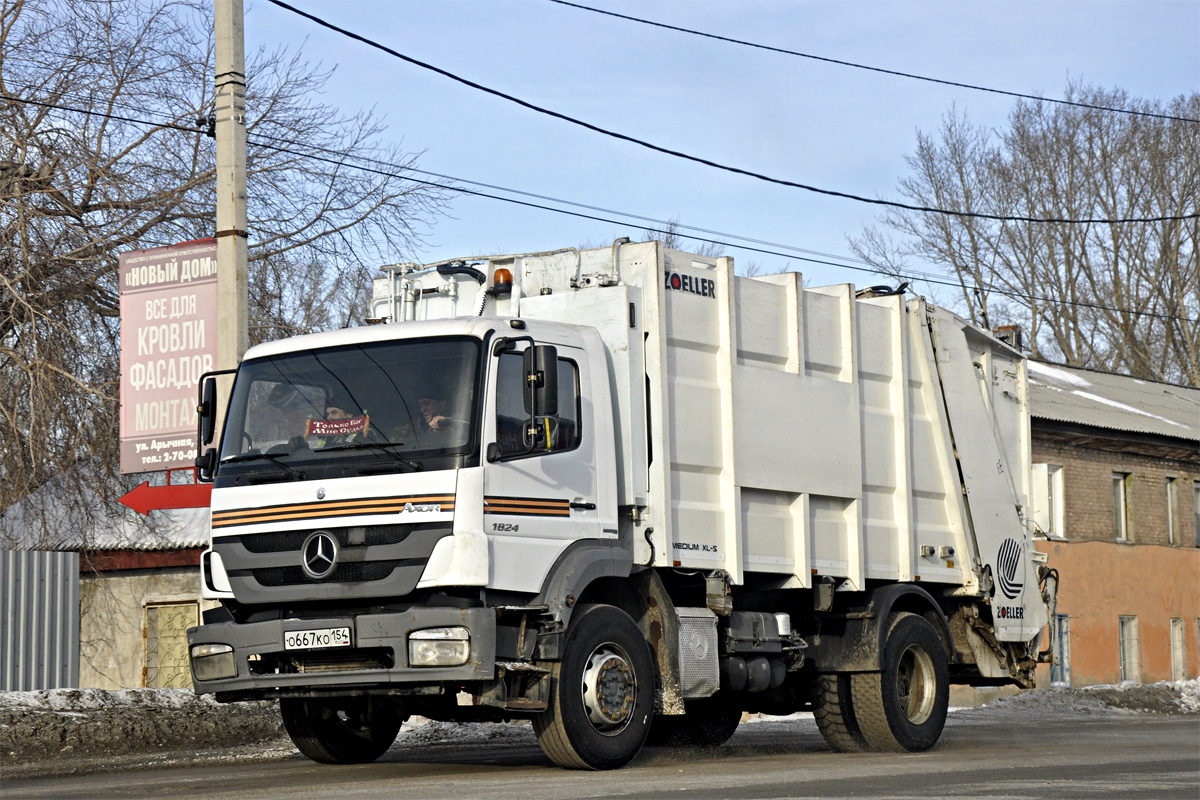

left=483, top=340, right=601, bottom=592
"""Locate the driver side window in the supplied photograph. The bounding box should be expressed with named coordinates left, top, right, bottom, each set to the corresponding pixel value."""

left=495, top=351, right=581, bottom=457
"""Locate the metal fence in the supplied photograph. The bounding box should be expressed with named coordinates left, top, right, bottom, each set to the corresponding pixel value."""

left=1, top=550, right=80, bottom=690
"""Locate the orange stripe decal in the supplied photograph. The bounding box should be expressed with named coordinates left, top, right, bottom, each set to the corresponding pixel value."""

left=483, top=496, right=572, bottom=517
left=212, top=494, right=455, bottom=528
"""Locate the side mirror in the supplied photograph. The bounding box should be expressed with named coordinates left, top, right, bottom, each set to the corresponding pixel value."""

left=198, top=376, right=218, bottom=446
left=195, top=448, right=217, bottom=482
left=522, top=345, right=558, bottom=417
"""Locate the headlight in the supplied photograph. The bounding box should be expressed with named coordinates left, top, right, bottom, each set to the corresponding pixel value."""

left=408, top=626, right=470, bottom=667
left=190, top=643, right=237, bottom=681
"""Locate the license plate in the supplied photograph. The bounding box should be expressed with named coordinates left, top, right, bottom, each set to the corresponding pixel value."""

left=284, top=627, right=351, bottom=650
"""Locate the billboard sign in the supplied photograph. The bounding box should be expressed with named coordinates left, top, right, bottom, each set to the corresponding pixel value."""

left=119, top=240, right=218, bottom=473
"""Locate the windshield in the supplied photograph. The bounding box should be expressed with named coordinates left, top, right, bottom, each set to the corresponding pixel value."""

left=217, top=336, right=481, bottom=480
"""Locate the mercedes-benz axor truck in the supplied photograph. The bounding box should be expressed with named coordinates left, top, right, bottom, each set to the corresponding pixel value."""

left=188, top=241, right=1055, bottom=769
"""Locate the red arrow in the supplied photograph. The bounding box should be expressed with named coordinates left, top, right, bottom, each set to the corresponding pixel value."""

left=119, top=481, right=212, bottom=515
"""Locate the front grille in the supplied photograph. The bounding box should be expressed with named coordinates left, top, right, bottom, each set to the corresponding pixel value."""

left=252, top=560, right=402, bottom=586
left=216, top=524, right=452, bottom=604
left=249, top=647, right=394, bottom=675
left=240, top=524, right=414, bottom=553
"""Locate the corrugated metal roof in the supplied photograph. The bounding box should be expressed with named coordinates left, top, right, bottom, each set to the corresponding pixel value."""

left=1, top=480, right=208, bottom=552
left=1028, top=361, right=1200, bottom=442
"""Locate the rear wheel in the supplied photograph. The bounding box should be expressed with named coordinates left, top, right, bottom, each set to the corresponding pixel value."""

left=850, top=612, right=949, bottom=752
left=533, top=604, right=655, bottom=769
left=280, top=696, right=404, bottom=764
left=813, top=673, right=868, bottom=752
left=647, top=697, right=742, bottom=748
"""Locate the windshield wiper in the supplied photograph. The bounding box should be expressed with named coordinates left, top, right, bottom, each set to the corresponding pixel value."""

left=221, top=451, right=301, bottom=478
left=318, top=441, right=423, bottom=472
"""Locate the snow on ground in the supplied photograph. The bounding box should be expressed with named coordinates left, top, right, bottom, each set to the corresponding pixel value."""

left=1, top=680, right=1196, bottom=778
left=956, top=679, right=1200, bottom=717
left=1, top=688, right=211, bottom=712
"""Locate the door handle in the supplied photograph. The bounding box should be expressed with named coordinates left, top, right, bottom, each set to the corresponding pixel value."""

left=570, top=501, right=596, bottom=511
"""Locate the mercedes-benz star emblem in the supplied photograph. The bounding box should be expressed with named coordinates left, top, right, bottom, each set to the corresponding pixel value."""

left=301, top=531, right=338, bottom=580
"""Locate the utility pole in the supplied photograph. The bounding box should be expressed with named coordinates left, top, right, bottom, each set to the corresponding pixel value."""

left=214, top=0, right=249, bottom=369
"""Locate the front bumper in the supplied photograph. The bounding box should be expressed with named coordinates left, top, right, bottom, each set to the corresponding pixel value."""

left=187, top=606, right=496, bottom=699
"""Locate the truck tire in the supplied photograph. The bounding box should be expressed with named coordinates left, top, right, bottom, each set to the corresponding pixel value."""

left=280, top=697, right=403, bottom=764
left=646, top=698, right=742, bottom=748
left=533, top=604, right=655, bottom=769
left=849, top=612, right=949, bottom=752
left=813, top=673, right=868, bottom=752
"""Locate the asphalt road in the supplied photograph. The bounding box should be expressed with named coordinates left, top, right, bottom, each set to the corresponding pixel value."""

left=5, top=711, right=1197, bottom=800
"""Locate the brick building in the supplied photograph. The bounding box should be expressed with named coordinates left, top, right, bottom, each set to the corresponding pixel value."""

left=1027, top=362, right=1199, bottom=686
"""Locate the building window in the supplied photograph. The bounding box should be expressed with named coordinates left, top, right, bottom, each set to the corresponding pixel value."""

left=144, top=602, right=199, bottom=689
left=1050, top=614, right=1071, bottom=686
left=1194, top=482, right=1200, bottom=548
left=1032, top=464, right=1065, bottom=538
left=1171, top=618, right=1188, bottom=682
left=1118, top=615, right=1140, bottom=684
left=1167, top=478, right=1180, bottom=545
left=1112, top=472, right=1132, bottom=542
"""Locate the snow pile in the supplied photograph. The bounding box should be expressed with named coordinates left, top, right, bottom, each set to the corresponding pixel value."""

left=967, top=679, right=1200, bottom=717
left=2, top=688, right=211, bottom=712
left=0, top=688, right=284, bottom=772
left=1169, top=679, right=1200, bottom=713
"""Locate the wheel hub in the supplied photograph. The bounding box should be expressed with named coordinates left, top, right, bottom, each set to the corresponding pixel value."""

left=896, top=644, right=936, bottom=724
left=581, top=646, right=636, bottom=733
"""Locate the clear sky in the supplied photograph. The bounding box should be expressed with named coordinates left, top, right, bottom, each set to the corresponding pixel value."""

left=247, top=0, right=1199, bottom=290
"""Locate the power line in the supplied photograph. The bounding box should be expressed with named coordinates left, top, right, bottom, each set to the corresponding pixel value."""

left=263, top=0, right=1199, bottom=226
left=245, top=135, right=1198, bottom=326
left=6, top=94, right=206, bottom=136
left=242, top=129, right=880, bottom=269
left=5, top=91, right=1195, bottom=325
left=3, top=72, right=872, bottom=266
left=548, top=0, right=1200, bottom=126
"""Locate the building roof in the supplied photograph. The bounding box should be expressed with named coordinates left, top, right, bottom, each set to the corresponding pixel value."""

left=1, top=477, right=208, bottom=552
left=1028, top=361, right=1200, bottom=443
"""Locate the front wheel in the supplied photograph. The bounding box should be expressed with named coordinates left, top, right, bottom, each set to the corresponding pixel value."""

left=280, top=696, right=404, bottom=764
left=533, top=604, right=655, bottom=769
left=850, top=612, right=949, bottom=752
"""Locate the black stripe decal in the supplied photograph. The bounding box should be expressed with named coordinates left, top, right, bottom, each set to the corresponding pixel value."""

left=484, top=496, right=571, bottom=517
left=212, top=494, right=455, bottom=528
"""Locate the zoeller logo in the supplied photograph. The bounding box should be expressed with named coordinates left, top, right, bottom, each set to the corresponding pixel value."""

left=996, top=538, right=1024, bottom=599
left=301, top=531, right=339, bottom=580
left=664, top=270, right=716, bottom=299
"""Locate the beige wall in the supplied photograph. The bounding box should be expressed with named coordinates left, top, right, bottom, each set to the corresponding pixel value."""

left=79, top=567, right=218, bottom=689
left=1035, top=540, right=1200, bottom=686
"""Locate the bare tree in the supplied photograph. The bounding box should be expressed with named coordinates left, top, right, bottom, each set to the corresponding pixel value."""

left=851, top=83, right=1199, bottom=386
left=0, top=0, right=449, bottom=547
left=638, top=217, right=778, bottom=276
left=640, top=217, right=727, bottom=258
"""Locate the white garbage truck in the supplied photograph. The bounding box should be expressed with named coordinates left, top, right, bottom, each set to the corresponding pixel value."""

left=188, top=241, right=1054, bottom=769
